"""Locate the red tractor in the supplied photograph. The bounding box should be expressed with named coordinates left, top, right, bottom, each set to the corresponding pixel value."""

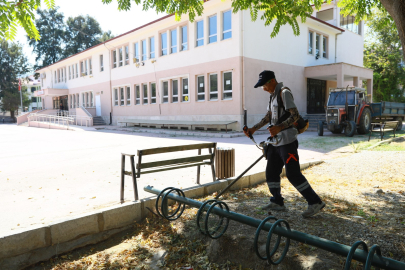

left=317, top=87, right=372, bottom=137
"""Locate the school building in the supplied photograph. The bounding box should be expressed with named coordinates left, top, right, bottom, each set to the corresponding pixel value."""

left=34, top=0, right=373, bottom=130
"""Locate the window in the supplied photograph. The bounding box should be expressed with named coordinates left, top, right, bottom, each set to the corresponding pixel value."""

left=209, top=74, right=218, bottom=100
left=172, top=80, right=178, bottom=102
left=197, top=76, right=205, bottom=101
left=119, top=48, right=123, bottom=67
left=76, top=93, right=79, bottom=107
left=114, top=88, right=118, bottom=106
left=196, top=20, right=204, bottom=47
left=125, top=46, right=129, bottom=65
left=69, top=66, right=71, bottom=80
left=32, top=97, right=37, bottom=102
left=90, top=92, right=94, bottom=107
left=223, top=10, right=232, bottom=40
left=113, top=50, right=117, bottom=68
left=161, top=33, right=167, bottom=56
left=135, top=85, right=140, bottom=105
left=89, top=59, right=92, bottom=75
left=316, top=34, right=320, bottom=57
left=162, top=81, right=169, bottom=103
left=150, top=37, right=155, bottom=59
left=54, top=71, right=56, bottom=82
left=80, top=61, right=84, bottom=76
left=73, top=94, right=76, bottom=108
left=82, top=93, right=85, bottom=106
left=134, top=43, right=139, bottom=62
left=340, top=14, right=361, bottom=35
left=143, top=84, right=148, bottom=104
left=120, top=87, right=124, bottom=105
left=86, top=92, right=89, bottom=107
left=151, top=83, right=156, bottom=104
left=223, top=72, right=232, bottom=99
left=126, top=86, right=130, bottom=105
left=171, top=29, right=177, bottom=53
left=323, top=36, right=328, bottom=58
left=58, top=69, right=60, bottom=82
left=308, top=31, right=313, bottom=54
left=209, top=15, right=217, bottom=43
left=141, top=40, right=147, bottom=61
left=182, top=78, right=189, bottom=102
left=75, top=64, right=78, bottom=78
left=181, top=26, right=187, bottom=51
left=85, top=60, right=88, bottom=75
left=100, top=55, right=104, bottom=71
left=65, top=67, right=67, bottom=82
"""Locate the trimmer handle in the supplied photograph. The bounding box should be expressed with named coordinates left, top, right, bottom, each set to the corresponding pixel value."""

left=243, top=125, right=253, bottom=139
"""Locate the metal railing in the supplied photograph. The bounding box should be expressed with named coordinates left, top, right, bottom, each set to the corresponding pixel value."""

left=145, top=186, right=405, bottom=270
left=28, top=113, right=92, bottom=128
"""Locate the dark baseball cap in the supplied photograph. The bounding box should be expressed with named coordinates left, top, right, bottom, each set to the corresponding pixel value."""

left=254, top=70, right=276, bottom=88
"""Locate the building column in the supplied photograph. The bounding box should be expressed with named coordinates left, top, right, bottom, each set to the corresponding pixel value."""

left=367, top=78, right=373, bottom=102
left=336, top=71, right=344, bottom=88
left=353, top=76, right=359, bottom=87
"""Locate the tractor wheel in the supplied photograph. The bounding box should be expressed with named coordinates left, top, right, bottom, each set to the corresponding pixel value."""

left=331, top=127, right=343, bottom=134
left=317, top=121, right=324, bottom=136
left=395, top=116, right=403, bottom=131
left=357, top=107, right=371, bottom=134
left=344, top=121, right=356, bottom=137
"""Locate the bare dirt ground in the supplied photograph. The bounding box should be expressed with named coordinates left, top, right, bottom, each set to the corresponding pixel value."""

left=29, top=141, right=405, bottom=270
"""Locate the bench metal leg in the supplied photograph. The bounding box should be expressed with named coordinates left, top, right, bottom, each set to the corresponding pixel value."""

left=209, top=147, right=216, bottom=182
left=130, top=155, right=139, bottom=201
left=197, top=149, right=201, bottom=184
left=120, top=154, right=125, bottom=203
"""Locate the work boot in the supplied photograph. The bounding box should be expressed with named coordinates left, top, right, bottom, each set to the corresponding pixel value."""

left=302, top=201, right=326, bottom=218
left=261, top=202, right=286, bottom=211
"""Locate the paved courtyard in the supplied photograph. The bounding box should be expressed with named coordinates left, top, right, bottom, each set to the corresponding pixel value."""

left=0, top=125, right=334, bottom=236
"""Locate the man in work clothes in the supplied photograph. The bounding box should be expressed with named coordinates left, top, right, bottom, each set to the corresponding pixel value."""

left=244, top=70, right=325, bottom=218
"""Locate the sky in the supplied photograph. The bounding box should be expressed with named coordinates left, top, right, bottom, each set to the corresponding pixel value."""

left=16, top=0, right=167, bottom=67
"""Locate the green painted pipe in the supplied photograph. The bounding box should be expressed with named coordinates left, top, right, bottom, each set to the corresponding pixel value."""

left=144, top=185, right=405, bottom=270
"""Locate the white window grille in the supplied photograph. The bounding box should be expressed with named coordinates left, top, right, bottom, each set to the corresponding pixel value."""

left=76, top=93, right=79, bottom=107
left=120, top=87, right=124, bottom=105
left=73, top=94, right=76, bottom=108
left=141, top=40, right=147, bottom=61
left=223, top=72, right=232, bottom=99
left=182, top=78, right=189, bottom=102
left=323, top=36, right=328, bottom=58
left=150, top=37, right=155, bottom=59
left=125, top=46, right=129, bottom=65
left=113, top=50, right=117, bottom=68
left=135, top=85, right=140, bottom=105
left=86, top=92, right=89, bottom=107
left=172, top=80, right=178, bottom=102
left=181, top=26, right=187, bottom=51
left=126, top=86, right=130, bottom=105
left=196, top=20, right=204, bottom=47
left=134, top=43, right=139, bottom=62
left=114, top=88, right=118, bottom=106
left=89, top=59, right=92, bottom=75
left=143, top=84, right=148, bottom=104
left=223, top=10, right=232, bottom=40
left=308, top=31, right=313, bottom=54
left=161, top=33, right=167, bottom=56
left=75, top=63, right=78, bottom=78
left=162, top=81, right=169, bottom=103
left=90, top=92, right=94, bottom=107
left=197, top=76, right=205, bottom=101
left=209, top=74, right=218, bottom=100
left=69, top=66, right=71, bottom=80
left=209, top=15, right=217, bottom=43
left=151, top=83, right=156, bottom=104
left=119, top=47, right=123, bottom=67
left=100, top=55, right=104, bottom=71
left=171, top=29, right=177, bottom=53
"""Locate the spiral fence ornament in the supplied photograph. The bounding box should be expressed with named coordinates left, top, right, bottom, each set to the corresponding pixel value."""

left=265, top=219, right=291, bottom=265
left=344, top=241, right=369, bottom=270
left=155, top=187, right=186, bottom=220
left=144, top=186, right=405, bottom=270
left=204, top=201, right=230, bottom=239
left=254, top=216, right=280, bottom=260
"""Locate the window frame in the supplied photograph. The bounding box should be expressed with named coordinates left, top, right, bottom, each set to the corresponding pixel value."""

left=223, top=71, right=233, bottom=100
left=162, top=81, right=169, bottom=103
left=181, top=26, right=188, bottom=51
left=126, top=86, right=131, bottom=105
left=197, top=75, right=205, bottom=101
left=161, top=32, right=168, bottom=56
left=171, top=29, right=177, bottom=54
left=209, top=73, right=218, bottom=100
left=322, top=36, right=328, bottom=58
left=135, top=85, right=141, bottom=105
left=141, top=40, right=147, bottom=61
left=151, top=82, right=156, bottom=104
left=172, top=79, right=179, bottom=103
left=90, top=92, right=94, bottom=107
left=125, top=45, right=129, bottom=65
left=89, top=59, right=92, bottom=75
left=134, top=42, right=140, bottom=63
left=119, top=47, right=123, bottom=67
left=182, top=77, right=189, bottom=102
left=114, top=88, right=118, bottom=106
left=113, top=49, right=117, bottom=68
left=150, top=37, right=155, bottom=59
left=143, top=84, right=148, bottom=104
left=208, top=14, right=217, bottom=44
left=222, top=10, right=232, bottom=40
left=308, top=31, right=314, bottom=55
left=120, top=87, right=125, bottom=106
left=100, top=55, right=104, bottom=71
left=196, top=20, right=204, bottom=47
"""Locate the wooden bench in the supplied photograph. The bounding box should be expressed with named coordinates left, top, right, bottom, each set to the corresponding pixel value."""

left=120, top=142, right=217, bottom=202
left=368, top=121, right=399, bottom=141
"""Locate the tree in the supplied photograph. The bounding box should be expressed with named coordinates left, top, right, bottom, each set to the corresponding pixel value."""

left=0, top=39, right=30, bottom=119
left=27, top=7, right=65, bottom=71
left=364, top=9, right=405, bottom=102
left=99, top=30, right=115, bottom=42
left=0, top=0, right=54, bottom=41
left=63, top=15, right=103, bottom=57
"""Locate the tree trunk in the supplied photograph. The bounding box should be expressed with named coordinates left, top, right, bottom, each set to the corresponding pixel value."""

left=380, top=0, right=405, bottom=61
left=10, top=110, right=15, bottom=122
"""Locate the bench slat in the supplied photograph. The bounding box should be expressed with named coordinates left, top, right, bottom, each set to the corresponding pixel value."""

left=139, top=154, right=212, bottom=169
left=140, top=161, right=211, bottom=175
left=139, top=143, right=216, bottom=156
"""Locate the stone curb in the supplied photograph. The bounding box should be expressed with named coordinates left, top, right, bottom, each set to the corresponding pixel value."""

left=366, top=134, right=405, bottom=150
left=0, top=160, right=323, bottom=270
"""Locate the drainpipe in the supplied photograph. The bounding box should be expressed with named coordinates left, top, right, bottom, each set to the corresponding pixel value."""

left=240, top=10, right=245, bottom=130
left=103, top=43, right=113, bottom=125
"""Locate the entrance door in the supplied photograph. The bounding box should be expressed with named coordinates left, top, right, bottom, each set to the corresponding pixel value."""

left=307, top=78, right=326, bottom=114
left=95, top=95, right=101, bottom=116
